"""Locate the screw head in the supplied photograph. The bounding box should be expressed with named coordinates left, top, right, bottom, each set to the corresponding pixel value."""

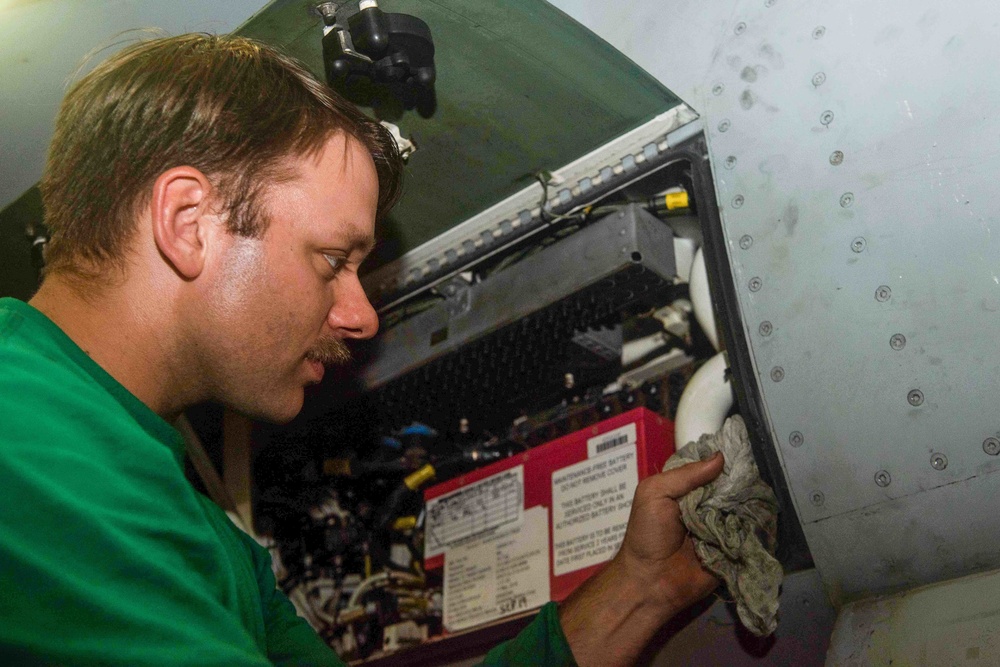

left=820, top=110, right=835, bottom=126
left=718, top=119, right=731, bottom=133
left=732, top=195, right=745, bottom=209
left=789, top=431, right=804, bottom=447
left=984, top=437, right=1000, bottom=456
left=735, top=21, right=747, bottom=35
left=810, top=491, right=825, bottom=506
left=813, top=26, right=826, bottom=39
left=749, top=277, right=763, bottom=292
left=840, top=192, right=855, bottom=208
left=851, top=237, right=867, bottom=253
left=908, top=389, right=924, bottom=406
left=739, top=234, right=753, bottom=249
left=315, top=1, right=339, bottom=22
left=771, top=366, right=785, bottom=382
left=930, top=453, right=948, bottom=471
left=812, top=71, right=827, bottom=86
left=875, top=470, right=891, bottom=487
left=759, top=321, right=773, bottom=337
left=712, top=83, right=725, bottom=96
left=725, top=155, right=738, bottom=169
left=875, top=285, right=892, bottom=302
left=830, top=150, right=844, bottom=165
left=890, top=333, right=907, bottom=350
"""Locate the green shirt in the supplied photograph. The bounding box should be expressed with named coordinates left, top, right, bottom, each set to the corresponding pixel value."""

left=0, top=298, right=575, bottom=666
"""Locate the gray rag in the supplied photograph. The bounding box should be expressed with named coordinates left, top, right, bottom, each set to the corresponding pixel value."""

left=663, top=415, right=782, bottom=636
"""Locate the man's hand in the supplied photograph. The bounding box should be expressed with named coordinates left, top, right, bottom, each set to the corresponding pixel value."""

left=558, top=452, right=725, bottom=667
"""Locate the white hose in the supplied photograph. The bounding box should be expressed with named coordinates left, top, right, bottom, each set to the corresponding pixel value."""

left=674, top=351, right=733, bottom=449
left=289, top=584, right=335, bottom=629
left=343, top=571, right=425, bottom=612
left=689, top=247, right=720, bottom=351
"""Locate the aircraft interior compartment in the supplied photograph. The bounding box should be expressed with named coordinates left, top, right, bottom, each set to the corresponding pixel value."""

left=5, top=0, right=1000, bottom=665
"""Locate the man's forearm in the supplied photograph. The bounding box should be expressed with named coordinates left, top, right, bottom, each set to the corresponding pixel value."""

left=558, top=557, right=674, bottom=666
left=557, top=455, right=724, bottom=666
left=558, top=544, right=713, bottom=666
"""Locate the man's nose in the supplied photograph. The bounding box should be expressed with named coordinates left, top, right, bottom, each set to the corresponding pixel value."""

left=327, top=277, right=379, bottom=339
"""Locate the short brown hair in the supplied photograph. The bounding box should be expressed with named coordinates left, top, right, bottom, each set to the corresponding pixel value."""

left=41, top=33, right=403, bottom=279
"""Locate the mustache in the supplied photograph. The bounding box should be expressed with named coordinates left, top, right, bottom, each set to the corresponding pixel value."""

left=305, top=336, right=352, bottom=366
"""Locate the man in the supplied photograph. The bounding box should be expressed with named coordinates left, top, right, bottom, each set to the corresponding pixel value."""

left=0, top=34, right=724, bottom=665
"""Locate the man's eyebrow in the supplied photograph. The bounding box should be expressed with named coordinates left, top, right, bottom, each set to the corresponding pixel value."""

left=355, top=233, right=376, bottom=255
left=343, top=227, right=376, bottom=255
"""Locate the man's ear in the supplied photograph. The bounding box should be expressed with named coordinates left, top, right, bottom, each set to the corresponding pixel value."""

left=149, top=167, right=217, bottom=280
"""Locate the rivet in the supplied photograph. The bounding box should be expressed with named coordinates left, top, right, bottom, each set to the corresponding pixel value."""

left=718, top=119, right=731, bottom=133
left=840, top=192, right=855, bottom=207
left=890, top=333, right=906, bottom=351
left=851, top=237, right=867, bottom=253
left=812, top=72, right=827, bottom=86
left=810, top=491, right=825, bottom=506
left=771, top=366, right=785, bottom=382
left=813, top=26, right=826, bottom=39
left=765, top=0, right=776, bottom=6
left=907, top=389, right=924, bottom=407
left=820, top=110, right=835, bottom=126
left=789, top=431, right=804, bottom=447
left=875, top=285, right=892, bottom=302
left=930, top=453, right=948, bottom=471
left=748, top=277, right=763, bottom=292
left=874, top=470, right=891, bottom=487
left=830, top=150, right=844, bottom=165
left=725, top=155, right=738, bottom=169
left=983, top=437, right=1000, bottom=456
left=712, top=83, right=725, bottom=96
left=739, top=234, right=753, bottom=250
left=735, top=22, right=747, bottom=35
left=732, top=194, right=745, bottom=209
left=759, top=321, right=773, bottom=337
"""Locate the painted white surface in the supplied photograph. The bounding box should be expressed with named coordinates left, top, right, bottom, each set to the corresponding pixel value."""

left=0, top=0, right=269, bottom=208
left=827, top=567, right=1000, bottom=666
left=549, top=0, right=741, bottom=110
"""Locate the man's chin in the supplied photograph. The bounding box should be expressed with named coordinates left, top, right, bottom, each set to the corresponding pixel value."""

left=241, top=391, right=305, bottom=425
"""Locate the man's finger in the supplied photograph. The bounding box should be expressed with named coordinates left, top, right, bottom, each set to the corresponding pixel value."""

left=656, top=452, right=724, bottom=499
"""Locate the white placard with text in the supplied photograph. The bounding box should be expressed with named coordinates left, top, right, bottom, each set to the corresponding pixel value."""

left=551, top=444, right=638, bottom=576
left=443, top=506, right=550, bottom=632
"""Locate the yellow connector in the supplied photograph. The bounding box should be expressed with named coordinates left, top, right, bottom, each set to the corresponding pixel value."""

left=393, top=516, right=418, bottom=532
left=404, top=464, right=436, bottom=491
left=664, top=191, right=690, bottom=210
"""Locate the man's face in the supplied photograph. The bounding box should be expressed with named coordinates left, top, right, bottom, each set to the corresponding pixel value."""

left=194, top=132, right=380, bottom=423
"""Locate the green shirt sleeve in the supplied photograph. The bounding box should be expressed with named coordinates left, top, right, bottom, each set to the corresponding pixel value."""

left=236, top=529, right=345, bottom=667
left=478, top=603, right=577, bottom=666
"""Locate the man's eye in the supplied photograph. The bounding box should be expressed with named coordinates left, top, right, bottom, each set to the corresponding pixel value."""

left=323, top=254, right=345, bottom=273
